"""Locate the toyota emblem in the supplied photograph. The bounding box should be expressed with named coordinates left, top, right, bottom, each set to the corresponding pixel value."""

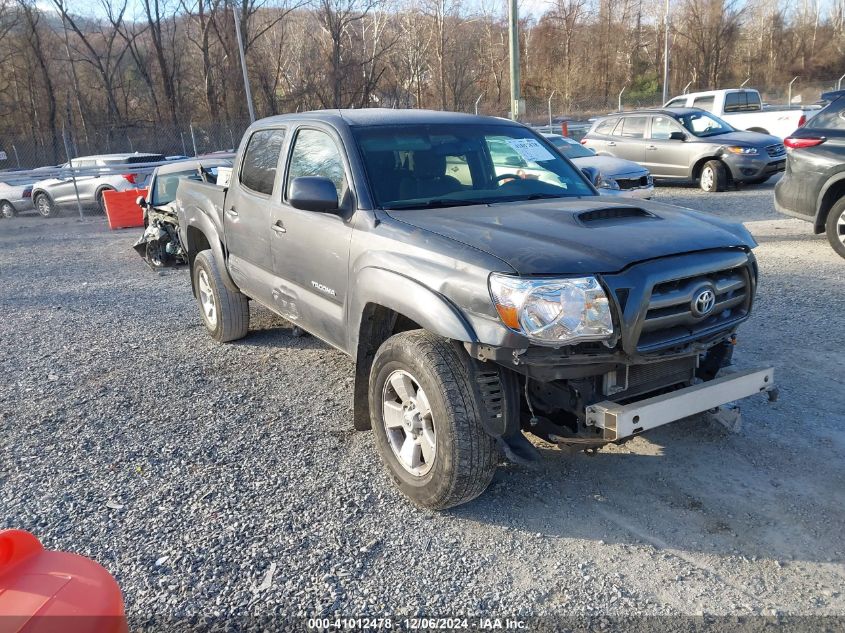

left=692, top=287, right=716, bottom=317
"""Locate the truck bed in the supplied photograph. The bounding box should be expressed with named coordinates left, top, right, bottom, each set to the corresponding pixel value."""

left=175, top=178, right=227, bottom=240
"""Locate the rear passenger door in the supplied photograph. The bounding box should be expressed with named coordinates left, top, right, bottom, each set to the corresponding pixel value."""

left=224, top=127, right=286, bottom=305
left=609, top=116, right=649, bottom=164
left=269, top=125, right=354, bottom=349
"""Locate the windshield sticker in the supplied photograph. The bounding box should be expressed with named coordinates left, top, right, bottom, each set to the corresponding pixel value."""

left=505, top=138, right=556, bottom=163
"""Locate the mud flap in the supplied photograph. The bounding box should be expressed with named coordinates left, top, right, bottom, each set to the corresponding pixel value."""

left=455, top=343, right=540, bottom=465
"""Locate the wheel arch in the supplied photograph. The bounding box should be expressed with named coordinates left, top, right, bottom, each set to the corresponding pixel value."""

left=183, top=214, right=239, bottom=294
left=690, top=155, right=727, bottom=180
left=815, top=175, right=845, bottom=234
left=348, top=269, right=479, bottom=431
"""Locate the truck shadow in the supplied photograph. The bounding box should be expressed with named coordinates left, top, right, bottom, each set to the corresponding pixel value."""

left=451, top=417, right=845, bottom=566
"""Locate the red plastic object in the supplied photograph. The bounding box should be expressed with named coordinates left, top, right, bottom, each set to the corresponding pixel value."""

left=103, top=188, right=147, bottom=230
left=0, top=530, right=127, bottom=633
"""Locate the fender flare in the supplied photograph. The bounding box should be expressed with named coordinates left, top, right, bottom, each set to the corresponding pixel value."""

left=814, top=173, right=845, bottom=232
left=183, top=210, right=240, bottom=294
left=347, top=267, right=478, bottom=354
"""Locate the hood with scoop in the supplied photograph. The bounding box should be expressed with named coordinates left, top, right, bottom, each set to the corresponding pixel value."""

left=385, top=197, right=755, bottom=275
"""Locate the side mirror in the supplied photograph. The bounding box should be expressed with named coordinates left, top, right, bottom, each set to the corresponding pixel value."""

left=505, top=156, right=523, bottom=167
left=580, top=166, right=600, bottom=186
left=136, top=196, right=148, bottom=209
left=669, top=131, right=687, bottom=141
left=289, top=176, right=339, bottom=213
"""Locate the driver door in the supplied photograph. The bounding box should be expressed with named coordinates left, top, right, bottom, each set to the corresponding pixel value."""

left=269, top=126, right=354, bottom=349
left=644, top=115, right=689, bottom=178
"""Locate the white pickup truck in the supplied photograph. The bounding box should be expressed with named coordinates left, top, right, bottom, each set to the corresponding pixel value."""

left=664, top=89, right=816, bottom=140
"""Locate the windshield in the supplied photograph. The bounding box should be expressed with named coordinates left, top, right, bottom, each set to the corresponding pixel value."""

left=545, top=136, right=595, bottom=158
left=352, top=123, right=595, bottom=209
left=678, top=111, right=735, bottom=137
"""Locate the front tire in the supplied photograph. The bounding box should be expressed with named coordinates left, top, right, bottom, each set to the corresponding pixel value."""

left=369, top=330, right=498, bottom=510
left=34, top=193, right=57, bottom=218
left=0, top=202, right=15, bottom=219
left=699, top=160, right=727, bottom=192
left=192, top=250, right=250, bottom=342
left=825, top=197, right=845, bottom=259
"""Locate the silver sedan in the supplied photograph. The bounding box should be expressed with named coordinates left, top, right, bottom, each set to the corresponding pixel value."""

left=543, top=133, right=654, bottom=199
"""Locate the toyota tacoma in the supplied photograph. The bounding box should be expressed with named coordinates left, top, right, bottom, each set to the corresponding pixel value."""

left=175, top=109, right=776, bottom=510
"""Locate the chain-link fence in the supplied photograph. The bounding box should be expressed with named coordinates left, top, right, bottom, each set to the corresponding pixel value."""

left=1, top=78, right=841, bottom=176
left=0, top=118, right=251, bottom=172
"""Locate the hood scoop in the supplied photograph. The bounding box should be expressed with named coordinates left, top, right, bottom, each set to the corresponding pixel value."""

left=577, top=206, right=657, bottom=224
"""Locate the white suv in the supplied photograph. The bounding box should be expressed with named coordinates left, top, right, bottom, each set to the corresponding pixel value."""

left=31, top=153, right=164, bottom=217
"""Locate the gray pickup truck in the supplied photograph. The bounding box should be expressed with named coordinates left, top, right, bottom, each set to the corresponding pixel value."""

left=175, top=109, right=776, bottom=510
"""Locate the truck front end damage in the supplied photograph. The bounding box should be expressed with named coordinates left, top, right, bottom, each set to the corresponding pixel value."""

left=468, top=248, right=776, bottom=454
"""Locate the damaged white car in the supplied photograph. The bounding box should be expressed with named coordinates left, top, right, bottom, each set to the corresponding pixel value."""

left=134, top=158, right=232, bottom=269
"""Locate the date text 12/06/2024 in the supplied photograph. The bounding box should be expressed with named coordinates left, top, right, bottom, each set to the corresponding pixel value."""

left=306, top=617, right=528, bottom=630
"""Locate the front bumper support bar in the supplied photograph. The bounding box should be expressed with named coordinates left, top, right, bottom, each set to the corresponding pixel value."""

left=586, top=367, right=775, bottom=441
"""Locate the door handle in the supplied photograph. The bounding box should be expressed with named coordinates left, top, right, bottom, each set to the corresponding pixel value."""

left=646, top=144, right=657, bottom=150
left=607, top=141, right=616, bottom=147
left=271, top=220, right=286, bottom=234
left=226, top=207, right=238, bottom=217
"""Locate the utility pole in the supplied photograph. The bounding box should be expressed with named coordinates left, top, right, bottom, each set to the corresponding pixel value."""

left=508, top=0, right=520, bottom=121
left=661, top=0, right=670, bottom=104
left=233, top=6, right=256, bottom=123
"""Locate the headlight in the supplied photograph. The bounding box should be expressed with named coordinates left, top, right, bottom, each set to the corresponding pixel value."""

left=489, top=274, right=614, bottom=346
left=596, top=174, right=620, bottom=190
left=724, top=146, right=759, bottom=155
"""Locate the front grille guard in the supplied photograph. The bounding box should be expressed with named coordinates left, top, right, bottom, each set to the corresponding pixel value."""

left=600, top=249, right=755, bottom=356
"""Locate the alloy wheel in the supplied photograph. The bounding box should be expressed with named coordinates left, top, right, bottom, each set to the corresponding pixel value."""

left=382, top=369, right=436, bottom=477
left=197, top=269, right=217, bottom=329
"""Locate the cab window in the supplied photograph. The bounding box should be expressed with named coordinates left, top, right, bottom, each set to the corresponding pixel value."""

left=692, top=95, right=716, bottom=113
left=665, top=97, right=687, bottom=108
left=239, top=128, right=286, bottom=195
left=286, top=129, right=347, bottom=200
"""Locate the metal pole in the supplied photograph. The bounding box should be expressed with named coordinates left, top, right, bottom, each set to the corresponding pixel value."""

left=474, top=94, right=483, bottom=115
left=508, top=0, right=520, bottom=121
left=661, top=0, right=670, bottom=104
left=548, top=89, right=557, bottom=127
left=233, top=7, right=256, bottom=123
left=190, top=123, right=198, bottom=157
left=618, top=86, right=626, bottom=112
left=788, top=76, right=799, bottom=107
left=12, top=145, right=20, bottom=169
left=61, top=126, right=84, bottom=221
left=838, top=73, right=845, bottom=90
left=740, top=77, right=751, bottom=88
left=682, top=81, right=692, bottom=95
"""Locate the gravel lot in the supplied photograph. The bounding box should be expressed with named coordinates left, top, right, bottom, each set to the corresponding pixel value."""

left=1, top=179, right=844, bottom=627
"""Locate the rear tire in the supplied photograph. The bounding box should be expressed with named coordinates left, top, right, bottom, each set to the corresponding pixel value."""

left=699, top=160, right=727, bottom=192
left=192, top=249, right=250, bottom=342
left=34, top=193, right=57, bottom=218
left=96, top=189, right=112, bottom=215
left=0, top=202, right=15, bottom=219
left=369, top=330, right=498, bottom=510
left=825, top=197, right=845, bottom=259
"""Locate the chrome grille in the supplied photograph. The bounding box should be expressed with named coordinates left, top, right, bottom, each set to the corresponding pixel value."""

left=766, top=143, right=786, bottom=158
left=637, top=266, right=750, bottom=352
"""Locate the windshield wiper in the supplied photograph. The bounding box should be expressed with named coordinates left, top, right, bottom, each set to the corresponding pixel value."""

left=384, top=198, right=489, bottom=210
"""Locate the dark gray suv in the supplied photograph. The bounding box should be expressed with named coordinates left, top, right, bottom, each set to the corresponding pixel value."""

left=775, top=90, right=845, bottom=258
left=583, top=108, right=786, bottom=192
